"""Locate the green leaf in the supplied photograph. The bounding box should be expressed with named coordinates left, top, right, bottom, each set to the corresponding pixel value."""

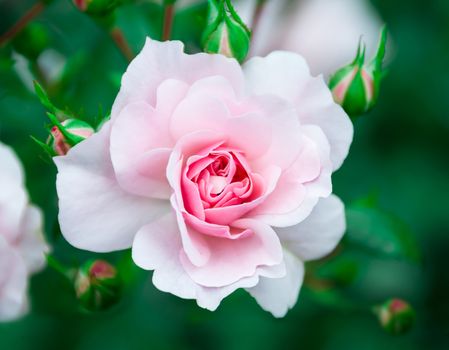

left=345, top=204, right=420, bottom=262
left=315, top=256, right=359, bottom=287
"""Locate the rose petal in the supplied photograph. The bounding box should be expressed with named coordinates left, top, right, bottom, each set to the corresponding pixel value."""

left=296, top=76, right=353, bottom=170
left=132, top=213, right=282, bottom=311
left=180, top=219, right=283, bottom=288
left=17, top=205, right=49, bottom=274
left=112, top=38, right=244, bottom=118
left=203, top=165, right=280, bottom=225
left=248, top=125, right=332, bottom=227
left=0, top=236, right=28, bottom=321
left=276, top=195, right=346, bottom=261
left=110, top=101, right=173, bottom=199
left=183, top=211, right=252, bottom=240
left=243, top=51, right=353, bottom=170
left=171, top=195, right=210, bottom=267
left=246, top=249, right=304, bottom=318
left=55, top=122, right=170, bottom=252
left=0, top=143, right=27, bottom=242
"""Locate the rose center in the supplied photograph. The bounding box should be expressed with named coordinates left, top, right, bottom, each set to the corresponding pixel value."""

left=184, top=147, right=256, bottom=210
left=209, top=175, right=228, bottom=195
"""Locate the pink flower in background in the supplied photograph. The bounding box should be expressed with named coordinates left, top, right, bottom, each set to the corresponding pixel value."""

left=0, top=142, right=49, bottom=322
left=55, top=39, right=352, bottom=317
left=236, top=0, right=383, bottom=76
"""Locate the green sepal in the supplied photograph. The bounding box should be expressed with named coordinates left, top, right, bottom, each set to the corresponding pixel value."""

left=201, top=0, right=224, bottom=48
left=46, top=112, right=85, bottom=146
left=202, top=0, right=250, bottom=62
left=75, top=259, right=123, bottom=312
left=31, top=135, right=57, bottom=157
left=328, top=39, right=365, bottom=90
left=224, top=0, right=250, bottom=35
left=342, top=69, right=369, bottom=116
left=224, top=15, right=250, bottom=62
left=369, top=25, right=388, bottom=75
left=367, top=25, right=388, bottom=106
left=373, top=298, right=416, bottom=335
left=33, top=80, right=57, bottom=114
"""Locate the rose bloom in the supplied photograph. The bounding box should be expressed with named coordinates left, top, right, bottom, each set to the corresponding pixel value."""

left=237, top=0, right=383, bottom=76
left=55, top=39, right=352, bottom=317
left=0, top=142, right=49, bottom=321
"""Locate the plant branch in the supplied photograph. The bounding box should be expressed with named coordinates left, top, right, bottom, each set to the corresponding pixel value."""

left=109, top=27, right=134, bottom=62
left=0, top=1, right=45, bottom=47
left=250, top=0, right=267, bottom=41
left=162, top=3, right=175, bottom=41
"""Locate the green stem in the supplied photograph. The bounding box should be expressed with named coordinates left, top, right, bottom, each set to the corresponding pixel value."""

left=250, top=0, right=267, bottom=39
left=162, top=3, right=175, bottom=41
left=109, top=27, right=134, bottom=62
left=46, top=254, right=76, bottom=281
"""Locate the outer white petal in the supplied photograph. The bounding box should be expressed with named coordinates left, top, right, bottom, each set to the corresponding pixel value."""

left=0, top=236, right=28, bottom=322
left=55, top=122, right=170, bottom=252
left=246, top=249, right=304, bottom=318
left=0, top=142, right=24, bottom=184
left=276, top=195, right=346, bottom=261
left=0, top=142, right=27, bottom=242
left=17, top=205, right=50, bottom=274
left=132, top=213, right=285, bottom=311
left=295, top=76, right=353, bottom=170
left=111, top=38, right=245, bottom=119
left=243, top=51, right=353, bottom=170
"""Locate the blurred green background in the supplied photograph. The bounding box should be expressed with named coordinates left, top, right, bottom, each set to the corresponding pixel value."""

left=0, top=0, right=449, bottom=349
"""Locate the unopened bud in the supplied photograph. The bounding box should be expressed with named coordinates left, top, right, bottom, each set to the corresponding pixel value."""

left=72, top=0, right=121, bottom=16
left=202, top=0, right=251, bottom=62
left=374, top=298, right=415, bottom=335
left=47, top=118, right=94, bottom=156
left=329, top=26, right=387, bottom=118
left=74, top=259, right=122, bottom=311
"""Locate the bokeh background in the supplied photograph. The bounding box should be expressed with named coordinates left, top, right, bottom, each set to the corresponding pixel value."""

left=0, top=0, right=448, bottom=349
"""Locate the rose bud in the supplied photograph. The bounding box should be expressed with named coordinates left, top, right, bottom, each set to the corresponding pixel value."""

left=11, top=22, right=49, bottom=61
left=329, top=26, right=387, bottom=118
left=72, top=0, right=121, bottom=16
left=374, top=298, right=415, bottom=335
left=47, top=118, right=94, bottom=156
left=74, top=259, right=122, bottom=311
left=202, top=0, right=251, bottom=62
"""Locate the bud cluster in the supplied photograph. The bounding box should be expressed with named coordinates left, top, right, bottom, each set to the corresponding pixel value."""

left=202, top=0, right=251, bottom=62
left=32, top=81, right=95, bottom=156
left=329, top=27, right=387, bottom=118
left=375, top=298, right=415, bottom=335
left=72, top=0, right=122, bottom=16
left=74, top=259, right=122, bottom=311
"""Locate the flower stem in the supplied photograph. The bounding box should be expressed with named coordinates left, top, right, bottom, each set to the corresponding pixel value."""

left=162, top=3, right=175, bottom=41
left=46, top=254, right=76, bottom=281
left=109, top=27, right=134, bottom=62
left=0, top=1, right=45, bottom=47
left=250, top=0, right=267, bottom=41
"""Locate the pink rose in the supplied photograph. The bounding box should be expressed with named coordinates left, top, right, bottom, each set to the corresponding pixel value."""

left=55, top=39, right=352, bottom=317
left=0, top=142, right=49, bottom=321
